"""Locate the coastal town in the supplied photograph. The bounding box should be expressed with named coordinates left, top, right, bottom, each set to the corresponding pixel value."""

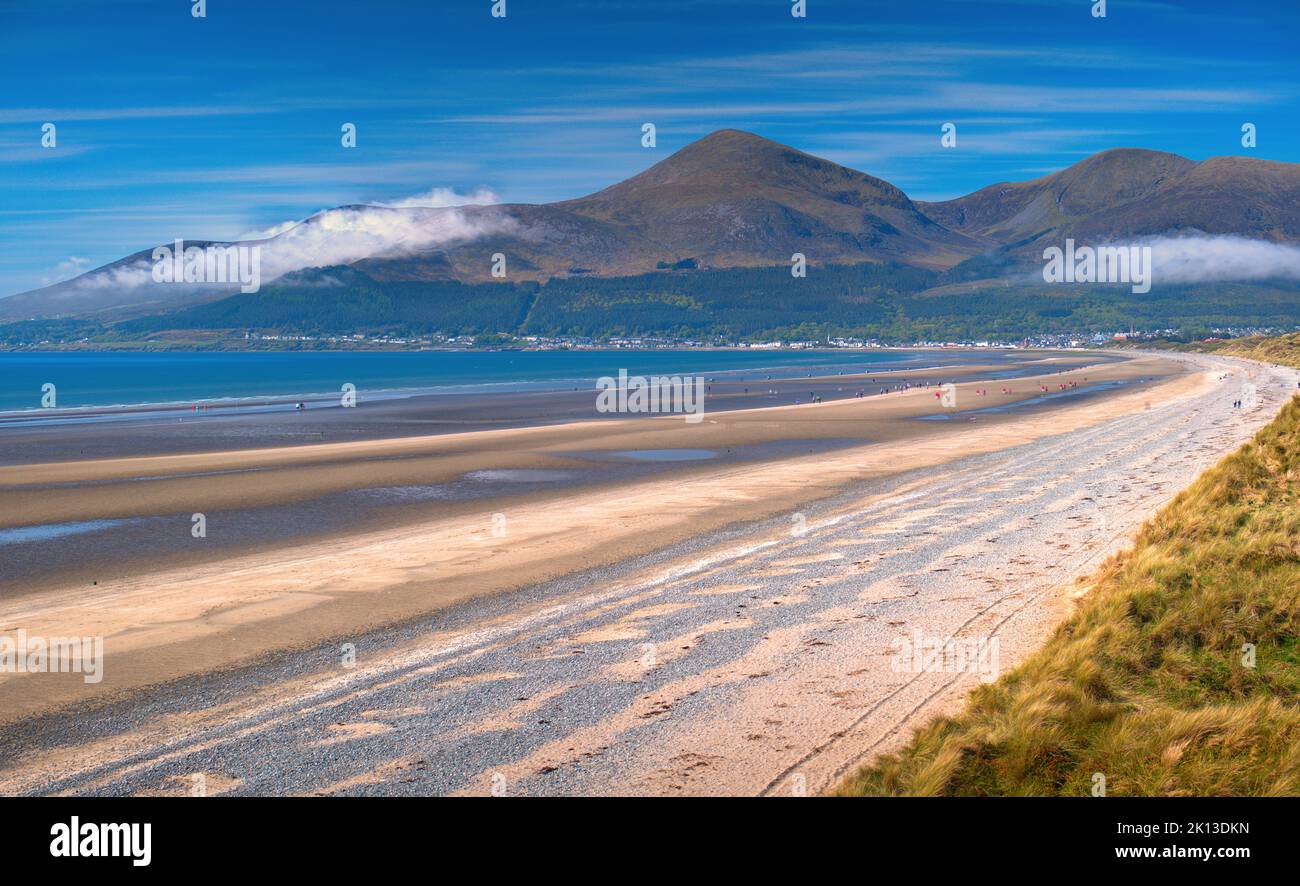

left=7, top=325, right=1296, bottom=352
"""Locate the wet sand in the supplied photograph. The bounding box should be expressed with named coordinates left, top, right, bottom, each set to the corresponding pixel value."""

left=0, top=350, right=1119, bottom=464
left=3, top=352, right=1294, bottom=797
left=0, top=350, right=1177, bottom=727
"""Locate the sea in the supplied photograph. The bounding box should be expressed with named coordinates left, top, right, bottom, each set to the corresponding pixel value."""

left=0, top=348, right=998, bottom=413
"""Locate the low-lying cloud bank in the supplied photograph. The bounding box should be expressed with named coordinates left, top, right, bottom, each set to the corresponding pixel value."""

left=378, top=186, right=500, bottom=209
left=1026, top=233, right=1300, bottom=291
left=1145, top=235, right=1300, bottom=284
left=237, top=187, right=502, bottom=239
left=241, top=203, right=517, bottom=281
left=59, top=187, right=514, bottom=294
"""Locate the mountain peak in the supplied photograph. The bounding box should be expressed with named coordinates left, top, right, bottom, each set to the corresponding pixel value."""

left=551, top=128, right=976, bottom=271
left=675, top=128, right=802, bottom=157
left=920, top=146, right=1197, bottom=241
left=567, top=128, right=910, bottom=211
left=692, top=128, right=776, bottom=145
left=1053, top=146, right=1192, bottom=180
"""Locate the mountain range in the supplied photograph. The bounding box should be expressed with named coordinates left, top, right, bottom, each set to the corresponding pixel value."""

left=4, top=129, right=1300, bottom=334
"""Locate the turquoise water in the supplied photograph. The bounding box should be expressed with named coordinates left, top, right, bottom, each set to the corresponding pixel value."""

left=611, top=449, right=718, bottom=461
left=0, top=518, right=142, bottom=546
left=0, top=349, right=948, bottom=412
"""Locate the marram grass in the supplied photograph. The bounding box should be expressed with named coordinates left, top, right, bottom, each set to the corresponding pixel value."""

left=836, top=338, right=1300, bottom=797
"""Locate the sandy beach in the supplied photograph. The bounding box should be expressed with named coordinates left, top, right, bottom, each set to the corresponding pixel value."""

left=2, top=348, right=1292, bottom=796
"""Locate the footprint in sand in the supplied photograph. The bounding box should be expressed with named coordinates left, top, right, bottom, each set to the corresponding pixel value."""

left=145, top=771, right=243, bottom=797
left=770, top=552, right=846, bottom=568
left=308, top=721, right=394, bottom=747
left=688, top=583, right=761, bottom=597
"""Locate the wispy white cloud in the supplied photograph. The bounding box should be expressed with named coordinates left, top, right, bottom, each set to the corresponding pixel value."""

left=448, top=84, right=1281, bottom=127
left=234, top=185, right=501, bottom=241
left=56, top=199, right=519, bottom=293
left=377, top=186, right=501, bottom=208
left=235, top=219, right=300, bottom=241
left=43, top=160, right=475, bottom=191
left=39, top=256, right=92, bottom=287
left=1147, top=235, right=1300, bottom=284
left=0, top=105, right=282, bottom=123
left=0, top=138, right=99, bottom=162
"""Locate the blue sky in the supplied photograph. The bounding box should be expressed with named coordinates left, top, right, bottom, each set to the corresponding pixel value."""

left=1, top=0, right=1297, bottom=297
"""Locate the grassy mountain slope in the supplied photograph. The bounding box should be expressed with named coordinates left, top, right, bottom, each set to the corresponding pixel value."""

left=920, top=149, right=1300, bottom=253
left=8, top=264, right=1300, bottom=347
left=7, top=131, right=1300, bottom=334
left=2, top=130, right=989, bottom=320
left=278, top=131, right=990, bottom=283
left=557, top=129, right=982, bottom=270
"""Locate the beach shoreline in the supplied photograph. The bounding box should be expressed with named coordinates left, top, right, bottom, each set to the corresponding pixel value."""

left=1, top=350, right=1293, bottom=796
left=0, top=350, right=1181, bottom=722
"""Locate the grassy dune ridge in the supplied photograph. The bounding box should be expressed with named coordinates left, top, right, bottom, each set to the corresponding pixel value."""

left=1186, top=332, right=1300, bottom=365
left=837, top=337, right=1300, bottom=796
